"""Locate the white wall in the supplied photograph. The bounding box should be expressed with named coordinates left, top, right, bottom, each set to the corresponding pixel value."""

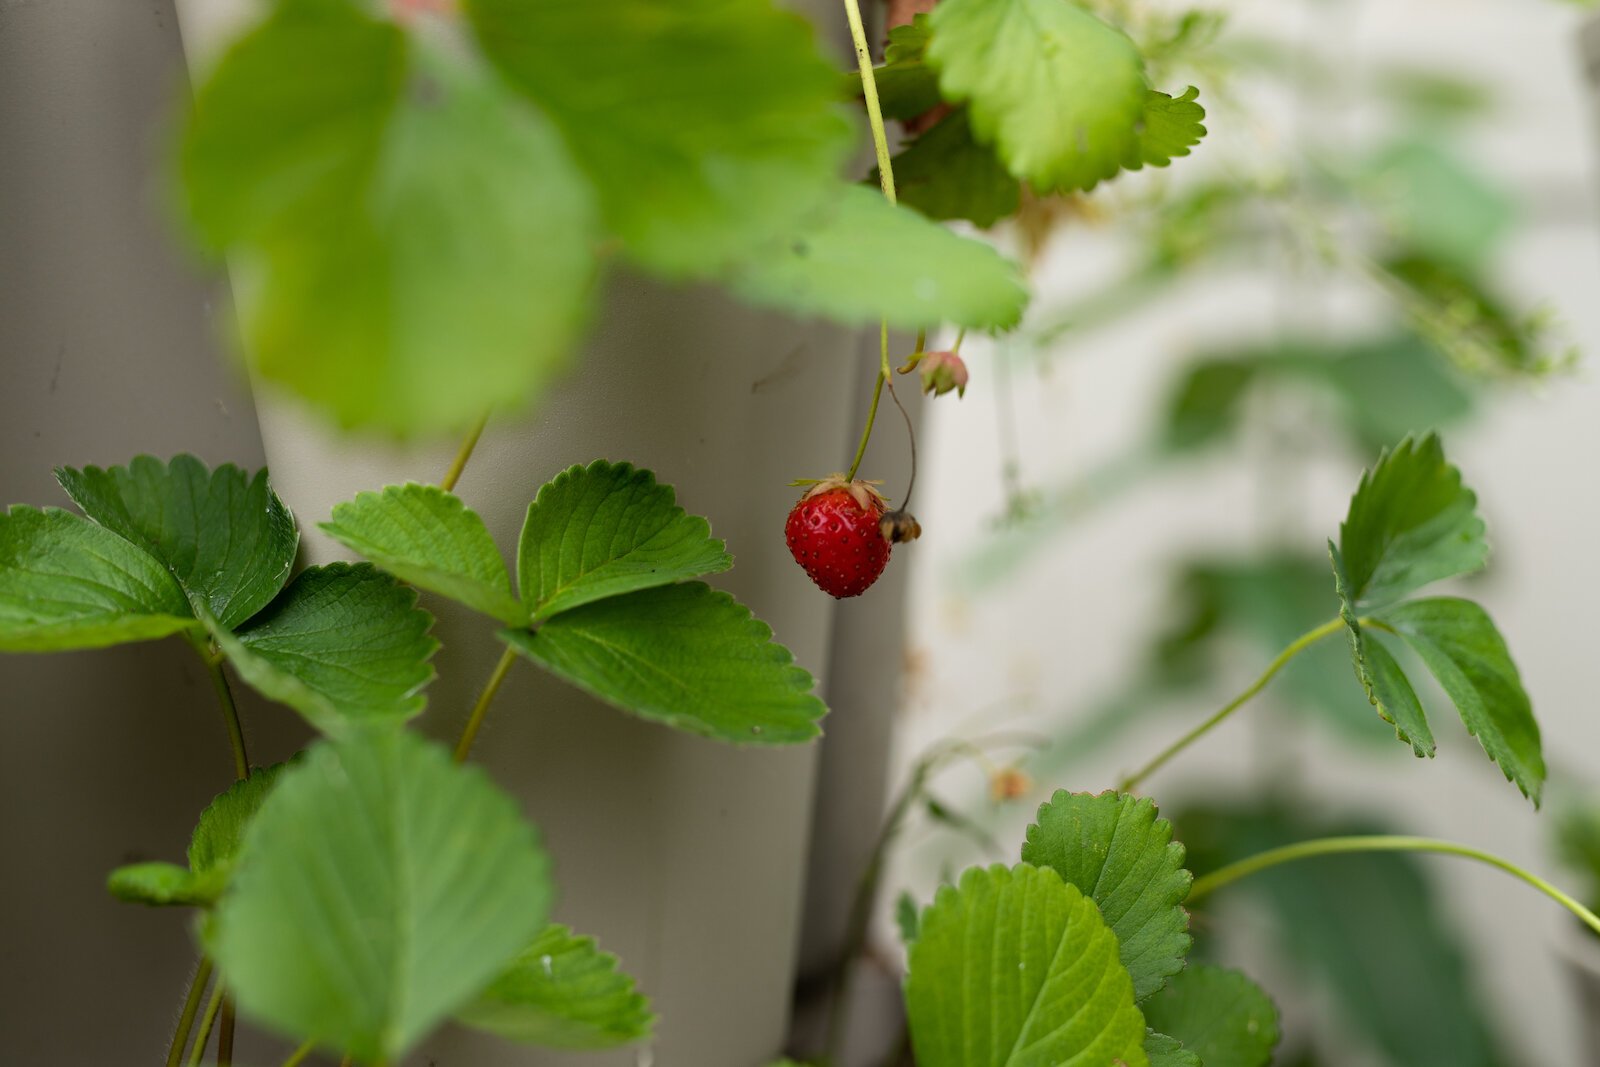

left=893, top=2, right=1600, bottom=1064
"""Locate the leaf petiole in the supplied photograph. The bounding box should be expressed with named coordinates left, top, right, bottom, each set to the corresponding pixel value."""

left=440, top=411, right=491, bottom=493
left=1188, top=834, right=1600, bottom=938
left=1120, top=615, right=1349, bottom=793
left=454, top=646, right=519, bottom=764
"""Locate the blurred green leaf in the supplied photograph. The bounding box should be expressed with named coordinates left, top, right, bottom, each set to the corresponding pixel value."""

left=1021, top=791, right=1193, bottom=1000
left=0, top=506, right=198, bottom=652
left=107, top=862, right=208, bottom=907
left=727, top=184, right=1029, bottom=330
left=1382, top=252, right=1563, bottom=377
left=211, top=563, right=438, bottom=735
left=1141, top=965, right=1280, bottom=1067
left=468, top=0, right=849, bottom=276
left=56, top=455, right=296, bottom=630
left=1178, top=802, right=1508, bottom=1067
left=1359, top=140, right=1514, bottom=270
left=456, top=923, right=654, bottom=1049
left=1127, top=88, right=1208, bottom=170
left=212, top=731, right=552, bottom=1062
left=323, top=484, right=526, bottom=626
left=844, top=14, right=941, bottom=120
left=927, top=0, right=1147, bottom=192
left=183, top=3, right=599, bottom=434
left=517, top=461, right=730, bottom=623
left=501, top=582, right=824, bottom=745
left=884, top=110, right=1020, bottom=228
left=896, top=890, right=921, bottom=945
left=1145, top=1030, right=1202, bottom=1067
left=905, top=864, right=1150, bottom=1067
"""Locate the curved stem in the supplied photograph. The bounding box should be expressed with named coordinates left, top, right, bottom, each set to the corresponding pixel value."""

left=846, top=373, right=887, bottom=483
left=186, top=978, right=227, bottom=1067
left=453, top=646, right=518, bottom=764
left=202, top=654, right=249, bottom=781
left=1119, top=616, right=1347, bottom=793
left=1189, top=834, right=1600, bottom=938
left=280, top=1041, right=316, bottom=1067
left=440, top=411, right=490, bottom=493
left=165, top=957, right=214, bottom=1067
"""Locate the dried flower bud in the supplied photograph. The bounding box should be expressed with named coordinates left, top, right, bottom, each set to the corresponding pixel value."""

left=918, top=350, right=968, bottom=398
left=879, top=508, right=922, bottom=544
left=990, top=767, right=1033, bottom=803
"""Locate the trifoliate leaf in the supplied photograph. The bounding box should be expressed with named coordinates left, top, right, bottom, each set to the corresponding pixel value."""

left=1127, top=88, right=1207, bottom=170
left=926, top=0, right=1147, bottom=192
left=1145, top=1030, right=1202, bottom=1067
left=1020, top=791, right=1192, bottom=1000
left=1331, top=543, right=1436, bottom=757
left=726, top=184, right=1028, bottom=331
left=183, top=2, right=599, bottom=434
left=883, top=110, right=1020, bottom=228
left=209, top=563, right=438, bottom=735
left=0, top=506, right=198, bottom=651
left=517, top=461, right=731, bottom=622
left=322, top=484, right=525, bottom=625
left=467, top=0, right=850, bottom=276
left=455, top=923, right=654, bottom=1049
left=1140, top=965, right=1280, bottom=1067
left=1336, top=433, right=1486, bottom=609
left=904, top=864, right=1149, bottom=1067
left=56, top=455, right=296, bottom=630
left=107, top=862, right=209, bottom=907
left=501, top=582, right=824, bottom=745
left=211, top=732, right=552, bottom=1063
left=1375, top=597, right=1544, bottom=803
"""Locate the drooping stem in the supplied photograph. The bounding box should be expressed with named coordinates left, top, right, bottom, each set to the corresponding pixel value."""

left=280, top=1040, right=316, bottom=1067
left=1189, top=834, right=1600, bottom=937
left=202, top=654, right=249, bottom=782
left=1119, top=616, right=1347, bottom=793
left=845, top=372, right=887, bottom=482
left=217, top=997, right=236, bottom=1066
left=186, top=978, right=227, bottom=1067
left=440, top=410, right=490, bottom=493
left=453, top=646, right=518, bottom=764
left=165, top=957, right=214, bottom=1067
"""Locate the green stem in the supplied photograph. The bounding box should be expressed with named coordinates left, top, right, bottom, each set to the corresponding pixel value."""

left=280, top=1041, right=316, bottom=1067
left=186, top=979, right=227, bottom=1067
left=440, top=411, right=490, bottom=493
left=165, top=957, right=214, bottom=1067
left=841, top=0, right=901, bottom=479
left=202, top=654, right=250, bottom=781
left=1189, top=834, right=1600, bottom=938
left=218, top=997, right=235, bottom=1067
left=453, top=646, right=518, bottom=764
left=1119, top=616, right=1347, bottom=793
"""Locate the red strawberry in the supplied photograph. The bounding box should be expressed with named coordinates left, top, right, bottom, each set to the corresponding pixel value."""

left=785, top=477, right=892, bottom=598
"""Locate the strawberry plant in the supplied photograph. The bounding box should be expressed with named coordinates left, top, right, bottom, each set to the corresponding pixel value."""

left=0, top=0, right=1587, bottom=1065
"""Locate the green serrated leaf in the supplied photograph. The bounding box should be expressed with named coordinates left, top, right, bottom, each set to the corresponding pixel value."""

left=727, top=184, right=1028, bottom=331
left=467, top=0, right=849, bottom=276
left=456, top=923, right=654, bottom=1049
left=55, top=455, right=297, bottom=630
left=501, top=582, right=824, bottom=745
left=183, top=3, right=598, bottom=434
left=322, top=484, right=525, bottom=625
left=518, top=461, right=731, bottom=622
left=927, top=0, right=1147, bottom=192
left=1337, top=433, right=1486, bottom=609
left=1020, top=791, right=1193, bottom=1001
left=1141, top=965, right=1280, bottom=1067
left=883, top=110, right=1020, bottom=228
left=211, top=731, right=552, bottom=1062
left=210, top=563, right=438, bottom=735
left=107, top=862, right=209, bottom=907
left=1330, top=542, right=1436, bottom=757
left=0, top=506, right=199, bottom=651
left=905, top=863, right=1150, bottom=1067
left=1127, top=88, right=1207, bottom=170
left=188, top=762, right=290, bottom=890
left=1375, top=597, right=1544, bottom=804
left=1145, top=1030, right=1202, bottom=1067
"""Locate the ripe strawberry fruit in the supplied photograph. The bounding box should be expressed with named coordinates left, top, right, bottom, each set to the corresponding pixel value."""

left=785, top=477, right=892, bottom=598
